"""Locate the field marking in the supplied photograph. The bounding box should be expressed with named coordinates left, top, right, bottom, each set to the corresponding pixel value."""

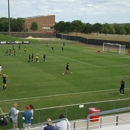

left=30, top=46, right=129, bottom=69
left=38, top=52, right=100, bottom=68
left=0, top=88, right=130, bottom=103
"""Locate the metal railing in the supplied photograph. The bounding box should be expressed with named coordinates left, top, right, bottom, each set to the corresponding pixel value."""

left=1, top=98, right=130, bottom=129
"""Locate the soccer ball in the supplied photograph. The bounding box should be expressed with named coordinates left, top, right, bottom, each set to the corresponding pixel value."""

left=62, top=73, right=64, bottom=75
left=71, top=72, right=73, bottom=74
left=20, top=55, right=21, bottom=57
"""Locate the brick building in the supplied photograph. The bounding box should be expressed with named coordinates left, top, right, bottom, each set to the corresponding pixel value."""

left=24, top=15, right=55, bottom=33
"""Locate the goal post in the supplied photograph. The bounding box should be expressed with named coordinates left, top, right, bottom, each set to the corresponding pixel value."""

left=103, top=42, right=126, bottom=55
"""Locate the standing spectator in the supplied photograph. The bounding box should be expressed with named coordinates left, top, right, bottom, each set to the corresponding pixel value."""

left=55, top=114, right=70, bottom=130
left=22, top=106, right=32, bottom=130
left=120, top=79, right=125, bottom=95
left=3, top=74, right=8, bottom=90
left=44, top=118, right=55, bottom=130
left=29, top=104, right=35, bottom=121
left=0, top=64, right=2, bottom=75
left=9, top=103, right=19, bottom=130
left=43, top=54, right=46, bottom=62
left=66, top=63, right=69, bottom=74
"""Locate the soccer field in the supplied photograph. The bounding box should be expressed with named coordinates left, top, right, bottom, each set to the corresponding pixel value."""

left=0, top=36, right=130, bottom=129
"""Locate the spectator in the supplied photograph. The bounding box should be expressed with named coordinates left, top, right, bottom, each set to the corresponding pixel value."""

left=55, top=114, right=70, bottom=130
left=22, top=106, right=32, bottom=130
left=29, top=104, right=35, bottom=121
left=9, top=103, right=19, bottom=130
left=44, top=118, right=55, bottom=130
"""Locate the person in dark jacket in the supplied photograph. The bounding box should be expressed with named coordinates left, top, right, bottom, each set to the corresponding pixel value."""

left=119, top=79, right=125, bottom=95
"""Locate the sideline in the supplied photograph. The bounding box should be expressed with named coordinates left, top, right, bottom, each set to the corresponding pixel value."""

left=0, top=88, right=130, bottom=103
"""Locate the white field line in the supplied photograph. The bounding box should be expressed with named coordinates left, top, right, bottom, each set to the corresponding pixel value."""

left=38, top=52, right=100, bottom=68
left=0, top=88, right=130, bottom=103
left=38, top=53, right=130, bottom=68
left=30, top=47, right=129, bottom=68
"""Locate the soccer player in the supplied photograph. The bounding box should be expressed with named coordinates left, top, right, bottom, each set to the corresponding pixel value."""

left=18, top=44, right=20, bottom=50
left=62, top=45, right=64, bottom=51
left=24, top=47, right=27, bottom=53
left=52, top=46, right=54, bottom=52
left=36, top=54, right=39, bottom=62
left=3, top=74, right=8, bottom=90
left=31, top=53, right=34, bottom=61
left=66, top=63, right=69, bottom=74
left=43, top=54, right=46, bottom=62
left=9, top=48, right=12, bottom=55
left=28, top=54, right=31, bottom=62
left=119, top=79, right=125, bottom=95
left=5, top=49, right=8, bottom=55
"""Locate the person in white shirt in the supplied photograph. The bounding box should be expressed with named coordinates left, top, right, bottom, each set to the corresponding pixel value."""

left=29, top=104, right=35, bottom=121
left=55, top=114, right=70, bottom=130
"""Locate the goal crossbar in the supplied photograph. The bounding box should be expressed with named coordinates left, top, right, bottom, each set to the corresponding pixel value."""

left=103, top=42, right=126, bottom=55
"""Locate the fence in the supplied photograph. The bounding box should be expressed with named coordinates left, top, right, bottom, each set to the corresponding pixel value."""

left=1, top=98, right=130, bottom=129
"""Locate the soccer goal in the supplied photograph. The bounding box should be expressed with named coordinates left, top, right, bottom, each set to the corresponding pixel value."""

left=103, top=42, right=126, bottom=55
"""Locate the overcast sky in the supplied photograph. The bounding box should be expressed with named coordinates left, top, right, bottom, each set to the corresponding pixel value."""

left=0, top=0, right=130, bottom=24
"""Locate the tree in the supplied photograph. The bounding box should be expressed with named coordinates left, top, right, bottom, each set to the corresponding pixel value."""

left=83, top=23, right=92, bottom=34
left=30, top=22, right=38, bottom=31
left=92, top=23, right=102, bottom=34
left=119, top=26, right=126, bottom=34
left=71, top=20, right=85, bottom=35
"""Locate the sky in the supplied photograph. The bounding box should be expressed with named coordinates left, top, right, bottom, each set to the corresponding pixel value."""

left=0, top=0, right=130, bottom=24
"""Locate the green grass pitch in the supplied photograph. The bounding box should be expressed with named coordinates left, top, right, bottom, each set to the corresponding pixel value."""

left=0, top=35, right=130, bottom=129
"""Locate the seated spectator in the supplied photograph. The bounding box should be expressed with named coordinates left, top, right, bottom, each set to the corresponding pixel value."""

left=44, top=118, right=55, bottom=130
left=55, top=114, right=70, bottom=130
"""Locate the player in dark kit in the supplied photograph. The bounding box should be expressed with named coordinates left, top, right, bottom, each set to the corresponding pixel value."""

left=43, top=54, right=46, bottom=62
left=62, top=45, right=64, bottom=51
left=66, top=63, right=69, bottom=74
left=3, top=74, right=8, bottom=90
left=52, top=46, right=54, bottom=52
left=31, top=53, right=34, bottom=61
left=28, top=54, right=31, bottom=62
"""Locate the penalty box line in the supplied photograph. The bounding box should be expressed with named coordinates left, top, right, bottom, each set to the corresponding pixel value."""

left=0, top=88, right=129, bottom=103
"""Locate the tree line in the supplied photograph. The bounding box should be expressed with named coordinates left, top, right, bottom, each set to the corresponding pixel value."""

left=0, top=17, right=38, bottom=32
left=0, top=17, right=130, bottom=35
left=54, top=20, right=130, bottom=35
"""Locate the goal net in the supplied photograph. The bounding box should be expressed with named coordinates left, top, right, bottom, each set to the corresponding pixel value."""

left=103, top=43, right=126, bottom=55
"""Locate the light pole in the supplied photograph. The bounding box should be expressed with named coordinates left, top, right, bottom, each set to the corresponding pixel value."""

left=8, top=0, right=11, bottom=35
